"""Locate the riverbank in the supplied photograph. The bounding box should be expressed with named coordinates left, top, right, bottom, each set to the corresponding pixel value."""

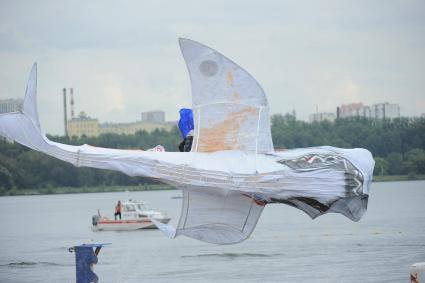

left=373, top=174, right=425, bottom=182
left=1, top=175, right=424, bottom=196
left=0, top=184, right=174, bottom=196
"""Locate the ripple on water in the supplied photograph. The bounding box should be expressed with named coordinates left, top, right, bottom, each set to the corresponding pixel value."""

left=2, top=262, right=64, bottom=268
left=181, top=252, right=283, bottom=259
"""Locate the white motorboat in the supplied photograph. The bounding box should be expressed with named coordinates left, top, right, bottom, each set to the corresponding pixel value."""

left=91, top=199, right=171, bottom=231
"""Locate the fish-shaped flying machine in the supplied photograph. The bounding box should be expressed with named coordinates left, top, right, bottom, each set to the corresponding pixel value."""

left=0, top=38, right=374, bottom=244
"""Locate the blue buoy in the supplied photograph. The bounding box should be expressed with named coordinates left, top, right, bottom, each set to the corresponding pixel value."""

left=69, top=243, right=111, bottom=283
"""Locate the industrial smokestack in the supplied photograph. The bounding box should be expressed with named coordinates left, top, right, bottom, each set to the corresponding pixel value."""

left=63, top=88, right=68, bottom=137
left=70, top=88, right=75, bottom=119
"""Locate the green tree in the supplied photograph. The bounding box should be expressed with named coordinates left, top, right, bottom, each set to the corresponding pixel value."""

left=374, top=157, right=388, bottom=176
left=0, top=164, right=13, bottom=191
left=386, top=153, right=404, bottom=175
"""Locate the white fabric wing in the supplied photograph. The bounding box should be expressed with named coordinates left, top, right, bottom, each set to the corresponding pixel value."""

left=179, top=38, right=274, bottom=153
left=154, top=185, right=265, bottom=245
left=177, top=187, right=264, bottom=244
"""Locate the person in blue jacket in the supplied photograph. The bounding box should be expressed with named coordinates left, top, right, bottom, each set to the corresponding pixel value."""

left=178, top=108, right=194, bottom=152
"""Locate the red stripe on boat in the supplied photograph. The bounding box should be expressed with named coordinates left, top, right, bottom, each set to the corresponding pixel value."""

left=98, top=220, right=152, bottom=224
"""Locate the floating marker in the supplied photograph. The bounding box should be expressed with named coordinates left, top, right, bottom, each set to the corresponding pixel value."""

left=69, top=243, right=110, bottom=283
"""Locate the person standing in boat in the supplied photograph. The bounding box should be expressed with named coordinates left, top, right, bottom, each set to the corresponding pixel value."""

left=114, top=200, right=122, bottom=220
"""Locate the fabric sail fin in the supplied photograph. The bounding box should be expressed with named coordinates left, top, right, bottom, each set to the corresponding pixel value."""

left=149, top=218, right=177, bottom=239
left=155, top=185, right=265, bottom=244
left=152, top=186, right=265, bottom=244
left=179, top=38, right=274, bottom=154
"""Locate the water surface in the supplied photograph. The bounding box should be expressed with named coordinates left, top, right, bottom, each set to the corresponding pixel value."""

left=0, top=181, right=424, bottom=282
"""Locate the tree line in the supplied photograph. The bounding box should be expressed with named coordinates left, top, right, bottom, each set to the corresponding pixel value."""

left=0, top=116, right=424, bottom=192
left=271, top=115, right=425, bottom=177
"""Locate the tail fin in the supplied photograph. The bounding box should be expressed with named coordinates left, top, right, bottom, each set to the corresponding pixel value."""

left=22, top=63, right=41, bottom=130
left=0, top=63, right=160, bottom=176
left=0, top=63, right=47, bottom=150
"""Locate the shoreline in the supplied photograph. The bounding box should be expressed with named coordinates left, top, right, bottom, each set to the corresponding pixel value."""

left=372, top=174, right=425, bottom=182
left=1, top=175, right=424, bottom=197
left=0, top=184, right=174, bottom=197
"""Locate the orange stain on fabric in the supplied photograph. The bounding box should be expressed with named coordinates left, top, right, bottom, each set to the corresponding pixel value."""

left=196, top=106, right=258, bottom=152
left=227, top=71, right=234, bottom=87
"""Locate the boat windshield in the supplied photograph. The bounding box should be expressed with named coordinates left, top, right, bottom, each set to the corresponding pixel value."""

left=136, top=203, right=151, bottom=211
left=124, top=204, right=136, bottom=212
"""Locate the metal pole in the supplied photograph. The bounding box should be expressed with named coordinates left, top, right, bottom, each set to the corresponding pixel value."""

left=63, top=88, right=68, bottom=137
left=70, top=87, right=75, bottom=119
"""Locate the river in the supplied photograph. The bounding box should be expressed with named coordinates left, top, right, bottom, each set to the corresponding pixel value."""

left=0, top=180, right=424, bottom=282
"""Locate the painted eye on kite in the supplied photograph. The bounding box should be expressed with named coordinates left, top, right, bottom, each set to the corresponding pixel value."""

left=199, top=60, right=218, bottom=77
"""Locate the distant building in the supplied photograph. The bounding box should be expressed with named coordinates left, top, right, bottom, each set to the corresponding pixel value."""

left=0, top=98, right=23, bottom=114
left=309, top=112, right=336, bottom=123
left=337, top=103, right=364, bottom=118
left=372, top=103, right=400, bottom=119
left=68, top=110, right=174, bottom=137
left=68, top=111, right=100, bottom=137
left=336, top=102, right=400, bottom=120
left=99, top=121, right=173, bottom=135
left=141, top=111, right=165, bottom=124
left=361, top=105, right=372, bottom=119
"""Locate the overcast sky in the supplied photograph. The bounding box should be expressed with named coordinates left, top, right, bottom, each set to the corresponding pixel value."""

left=0, top=0, right=424, bottom=135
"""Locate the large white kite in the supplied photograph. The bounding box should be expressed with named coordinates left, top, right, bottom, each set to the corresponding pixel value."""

left=0, top=39, right=374, bottom=244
